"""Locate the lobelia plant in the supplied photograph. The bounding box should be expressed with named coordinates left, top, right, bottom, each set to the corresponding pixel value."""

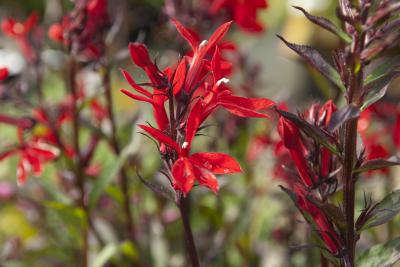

left=120, top=19, right=274, bottom=266
left=276, top=0, right=400, bottom=266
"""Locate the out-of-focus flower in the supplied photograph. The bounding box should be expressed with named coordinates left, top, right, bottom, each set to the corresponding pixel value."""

left=209, top=0, right=268, bottom=33
left=0, top=130, right=58, bottom=185
left=1, top=12, right=39, bottom=63
left=48, top=0, right=109, bottom=60
left=0, top=67, right=9, bottom=81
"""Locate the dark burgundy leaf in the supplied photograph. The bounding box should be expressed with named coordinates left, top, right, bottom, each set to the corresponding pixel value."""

left=354, top=156, right=400, bottom=174
left=327, top=104, right=360, bottom=132
left=292, top=6, right=352, bottom=43
left=277, top=35, right=346, bottom=92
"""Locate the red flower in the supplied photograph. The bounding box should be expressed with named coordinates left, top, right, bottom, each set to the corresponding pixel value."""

left=209, top=0, right=268, bottom=33
left=121, top=19, right=273, bottom=196
left=278, top=117, right=314, bottom=187
left=1, top=12, right=39, bottom=62
left=0, top=132, right=58, bottom=185
left=294, top=186, right=343, bottom=255
left=48, top=0, right=109, bottom=60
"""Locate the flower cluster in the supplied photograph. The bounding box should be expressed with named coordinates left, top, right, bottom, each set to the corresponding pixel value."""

left=121, top=20, right=274, bottom=196
left=1, top=12, right=40, bottom=63
left=278, top=101, right=344, bottom=256
left=48, top=0, right=109, bottom=60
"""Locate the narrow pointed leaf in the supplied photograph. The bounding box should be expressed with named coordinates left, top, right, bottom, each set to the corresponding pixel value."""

left=292, top=6, right=352, bottom=43
left=361, top=190, right=400, bottom=231
left=139, top=125, right=180, bottom=152
left=357, top=237, right=400, bottom=267
left=277, top=35, right=346, bottom=92
left=361, top=72, right=400, bottom=110
left=327, top=104, right=360, bottom=132
left=354, top=156, right=400, bottom=174
left=364, top=56, right=400, bottom=86
left=171, top=19, right=199, bottom=51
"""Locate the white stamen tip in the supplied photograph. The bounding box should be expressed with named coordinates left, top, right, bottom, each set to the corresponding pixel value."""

left=182, top=142, right=189, bottom=149
left=216, top=77, right=230, bottom=86
left=199, top=40, right=208, bottom=48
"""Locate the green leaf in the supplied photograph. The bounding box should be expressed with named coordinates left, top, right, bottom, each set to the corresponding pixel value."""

left=292, top=6, right=352, bottom=43
left=354, top=156, right=400, bottom=174
left=357, top=237, right=400, bottom=267
left=361, top=190, right=400, bottom=231
left=88, top=153, right=126, bottom=210
left=365, top=56, right=400, bottom=86
left=277, top=109, right=341, bottom=157
left=88, top=124, right=143, bottom=210
left=362, top=71, right=400, bottom=110
left=277, top=35, right=346, bottom=92
left=92, top=243, right=119, bottom=267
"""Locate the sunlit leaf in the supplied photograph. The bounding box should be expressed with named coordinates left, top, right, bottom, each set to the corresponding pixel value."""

left=357, top=237, right=400, bottom=267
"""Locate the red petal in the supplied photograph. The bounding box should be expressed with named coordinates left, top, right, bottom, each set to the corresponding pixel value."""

left=192, top=165, right=219, bottom=193
left=24, top=12, right=39, bottom=32
left=139, top=125, right=179, bottom=152
left=218, top=102, right=269, bottom=118
left=120, top=69, right=152, bottom=98
left=173, top=57, right=187, bottom=95
left=277, top=117, right=302, bottom=149
left=211, top=46, right=222, bottom=82
left=184, top=100, right=203, bottom=153
left=207, top=21, right=233, bottom=50
left=172, top=157, right=196, bottom=195
left=0, top=67, right=9, bottom=81
left=129, top=43, right=152, bottom=68
left=171, top=19, right=199, bottom=51
left=190, top=152, right=242, bottom=174
left=218, top=94, right=275, bottom=111
left=17, top=158, right=30, bottom=186
left=120, top=89, right=153, bottom=103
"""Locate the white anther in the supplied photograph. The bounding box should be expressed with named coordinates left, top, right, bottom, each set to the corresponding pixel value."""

left=216, top=77, right=230, bottom=86
left=181, top=142, right=189, bottom=149
left=199, top=40, right=208, bottom=48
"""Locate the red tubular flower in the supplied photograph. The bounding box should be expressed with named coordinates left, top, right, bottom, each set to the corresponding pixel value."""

left=0, top=134, right=58, bottom=185
left=209, top=0, right=268, bottom=33
left=48, top=0, right=109, bottom=60
left=278, top=117, right=314, bottom=187
left=1, top=12, right=39, bottom=63
left=294, top=186, right=343, bottom=255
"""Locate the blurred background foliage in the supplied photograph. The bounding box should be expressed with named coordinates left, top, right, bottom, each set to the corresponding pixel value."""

left=0, top=0, right=399, bottom=266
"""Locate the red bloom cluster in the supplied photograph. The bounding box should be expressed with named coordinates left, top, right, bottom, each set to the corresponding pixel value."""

left=358, top=102, right=400, bottom=175
left=208, top=0, right=268, bottom=33
left=121, top=20, right=274, bottom=195
left=0, top=122, right=58, bottom=185
left=1, top=12, right=39, bottom=63
left=277, top=101, right=343, bottom=256
left=48, top=0, right=109, bottom=60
